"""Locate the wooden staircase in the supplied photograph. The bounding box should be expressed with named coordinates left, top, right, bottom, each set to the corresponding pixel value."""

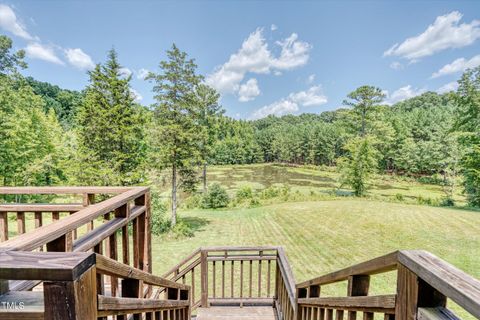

left=0, top=187, right=479, bottom=319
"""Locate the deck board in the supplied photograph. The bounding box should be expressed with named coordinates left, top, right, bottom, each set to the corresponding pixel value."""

left=195, top=307, right=275, bottom=319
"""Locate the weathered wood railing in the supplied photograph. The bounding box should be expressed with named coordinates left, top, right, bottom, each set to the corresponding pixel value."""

left=296, top=250, right=480, bottom=320
left=0, top=251, right=190, bottom=319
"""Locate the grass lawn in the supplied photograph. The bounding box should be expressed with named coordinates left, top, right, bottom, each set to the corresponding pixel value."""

left=152, top=199, right=480, bottom=317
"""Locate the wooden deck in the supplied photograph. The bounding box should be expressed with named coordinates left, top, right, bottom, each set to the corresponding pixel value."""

left=195, top=307, right=275, bottom=320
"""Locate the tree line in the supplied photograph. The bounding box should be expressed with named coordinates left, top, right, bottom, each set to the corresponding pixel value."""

left=1, top=34, right=480, bottom=227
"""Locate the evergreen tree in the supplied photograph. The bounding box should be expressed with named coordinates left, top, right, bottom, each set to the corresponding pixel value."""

left=343, top=85, right=385, bottom=136
left=147, top=44, right=202, bottom=226
left=194, top=84, right=224, bottom=192
left=76, top=49, right=146, bottom=186
left=455, top=66, right=480, bottom=206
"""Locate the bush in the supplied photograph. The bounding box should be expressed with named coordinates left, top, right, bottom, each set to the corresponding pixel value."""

left=394, top=193, right=404, bottom=201
left=171, top=220, right=194, bottom=238
left=150, top=193, right=170, bottom=236
left=201, top=183, right=229, bottom=209
left=236, top=185, right=253, bottom=200
left=261, top=186, right=281, bottom=199
left=441, top=197, right=455, bottom=207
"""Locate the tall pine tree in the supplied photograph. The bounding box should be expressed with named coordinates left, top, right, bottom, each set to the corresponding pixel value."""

left=76, top=49, right=146, bottom=186
left=147, top=44, right=202, bottom=226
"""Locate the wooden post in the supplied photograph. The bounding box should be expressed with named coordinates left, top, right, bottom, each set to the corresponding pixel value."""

left=44, top=266, right=97, bottom=320
left=347, top=275, right=370, bottom=320
left=0, top=211, right=8, bottom=242
left=395, top=264, right=446, bottom=320
left=121, top=278, right=141, bottom=320
left=201, top=249, right=208, bottom=307
left=47, top=232, right=73, bottom=252
left=17, top=211, right=25, bottom=234
left=83, top=193, right=95, bottom=231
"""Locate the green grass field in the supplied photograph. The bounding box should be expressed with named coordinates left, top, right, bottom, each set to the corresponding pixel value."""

left=151, top=164, right=479, bottom=317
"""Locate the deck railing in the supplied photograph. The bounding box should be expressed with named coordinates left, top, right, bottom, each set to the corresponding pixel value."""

left=1, top=186, right=480, bottom=320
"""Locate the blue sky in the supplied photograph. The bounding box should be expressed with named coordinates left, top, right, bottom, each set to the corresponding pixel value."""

left=1, top=1, right=479, bottom=119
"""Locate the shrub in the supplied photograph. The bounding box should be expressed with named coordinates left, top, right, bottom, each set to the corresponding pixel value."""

left=183, top=193, right=203, bottom=209
left=441, top=197, right=455, bottom=207
left=261, top=186, right=281, bottom=199
left=249, top=197, right=260, bottom=207
left=394, top=193, right=404, bottom=201
left=201, top=183, right=229, bottom=209
left=171, top=220, right=194, bottom=238
left=150, top=193, right=170, bottom=236
left=236, top=185, right=253, bottom=200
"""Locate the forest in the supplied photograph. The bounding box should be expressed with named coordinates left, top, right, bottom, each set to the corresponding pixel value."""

left=1, top=33, right=480, bottom=229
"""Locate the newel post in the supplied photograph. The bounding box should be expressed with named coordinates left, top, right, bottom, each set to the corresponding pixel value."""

left=395, top=264, right=446, bottom=320
left=200, top=249, right=208, bottom=307
left=44, top=266, right=97, bottom=319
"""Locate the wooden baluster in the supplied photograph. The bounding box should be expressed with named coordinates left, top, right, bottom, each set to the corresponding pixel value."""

left=249, top=260, right=253, bottom=298
left=222, top=256, right=226, bottom=298
left=240, top=260, right=244, bottom=306
left=337, top=310, right=345, bottom=320
left=69, top=212, right=77, bottom=239
left=347, top=275, right=370, bottom=320
left=17, top=211, right=25, bottom=235
left=51, top=211, right=60, bottom=222
left=192, top=267, right=196, bottom=305
left=94, top=243, right=105, bottom=295
left=267, top=259, right=271, bottom=297
left=213, top=261, right=216, bottom=298
left=231, top=260, right=234, bottom=298
left=83, top=193, right=95, bottom=231
left=258, top=251, right=263, bottom=297
left=122, top=278, right=141, bottom=320
left=46, top=232, right=73, bottom=252
left=122, top=225, right=130, bottom=265
left=109, top=229, right=118, bottom=297
left=0, top=211, right=8, bottom=242
left=133, top=217, right=139, bottom=268
left=200, top=250, right=208, bottom=307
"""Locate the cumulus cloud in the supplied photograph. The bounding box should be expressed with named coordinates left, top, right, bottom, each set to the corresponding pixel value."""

left=437, top=81, right=459, bottom=94
left=389, top=61, right=403, bottom=70
left=0, top=4, right=35, bottom=40
left=137, top=68, right=150, bottom=80
left=206, top=28, right=311, bottom=101
left=251, top=85, right=327, bottom=119
left=385, top=85, right=426, bottom=105
left=25, top=43, right=64, bottom=65
left=306, top=74, right=315, bottom=84
left=119, top=67, right=132, bottom=77
left=432, top=54, right=480, bottom=78
left=238, top=78, right=260, bottom=102
left=65, top=48, right=95, bottom=70
left=384, top=11, right=480, bottom=61
left=271, top=24, right=277, bottom=31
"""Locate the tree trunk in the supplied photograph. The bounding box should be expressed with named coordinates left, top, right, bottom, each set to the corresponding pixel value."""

left=171, top=162, right=177, bottom=227
left=203, top=162, right=207, bottom=193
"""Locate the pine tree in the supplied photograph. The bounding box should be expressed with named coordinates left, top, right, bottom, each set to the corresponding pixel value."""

left=76, top=49, right=146, bottom=186
left=194, top=84, right=224, bottom=193
left=147, top=44, right=203, bottom=226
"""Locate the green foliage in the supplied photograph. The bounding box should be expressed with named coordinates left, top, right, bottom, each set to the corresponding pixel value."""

left=201, top=183, right=229, bottom=209
left=236, top=185, right=253, bottom=200
left=151, top=194, right=170, bottom=236
left=76, top=49, right=146, bottom=186
left=0, top=35, right=26, bottom=75
left=147, top=44, right=203, bottom=225
left=339, top=136, right=378, bottom=196
left=455, top=66, right=480, bottom=206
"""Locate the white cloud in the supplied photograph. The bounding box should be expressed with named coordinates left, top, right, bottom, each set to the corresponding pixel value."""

left=238, top=78, right=260, bottom=102
left=206, top=28, right=311, bottom=101
left=137, top=68, right=150, bottom=80
left=0, top=4, right=35, bottom=40
left=389, top=61, right=403, bottom=70
left=437, top=81, right=458, bottom=94
left=130, top=88, right=143, bottom=102
left=64, top=48, right=95, bottom=70
left=384, top=11, right=480, bottom=60
left=25, top=43, right=64, bottom=65
left=271, top=24, right=277, bottom=31
left=119, top=67, right=132, bottom=77
left=432, top=54, right=480, bottom=78
left=306, top=74, right=315, bottom=84
left=385, top=85, right=426, bottom=105
left=251, top=85, right=327, bottom=119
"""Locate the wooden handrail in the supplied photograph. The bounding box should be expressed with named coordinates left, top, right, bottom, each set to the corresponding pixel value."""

left=0, top=203, right=84, bottom=212
left=96, top=254, right=190, bottom=291
left=0, top=186, right=132, bottom=194
left=398, top=250, right=480, bottom=319
left=0, top=187, right=149, bottom=251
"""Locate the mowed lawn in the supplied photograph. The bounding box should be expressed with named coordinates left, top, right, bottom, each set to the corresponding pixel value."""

left=152, top=199, right=480, bottom=311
